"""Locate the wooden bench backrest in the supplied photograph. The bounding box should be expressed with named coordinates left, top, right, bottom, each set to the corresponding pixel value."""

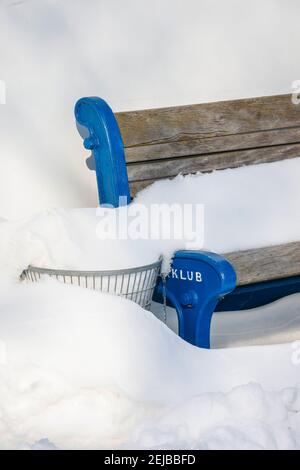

left=115, top=94, right=300, bottom=196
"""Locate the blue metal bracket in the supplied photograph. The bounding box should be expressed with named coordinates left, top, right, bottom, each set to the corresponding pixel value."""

left=74, top=97, right=131, bottom=207
left=216, top=274, right=300, bottom=311
left=157, top=251, right=236, bottom=348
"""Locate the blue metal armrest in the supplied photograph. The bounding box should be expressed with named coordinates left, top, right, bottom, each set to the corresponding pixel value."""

left=75, top=97, right=130, bottom=207
left=156, top=251, right=236, bottom=348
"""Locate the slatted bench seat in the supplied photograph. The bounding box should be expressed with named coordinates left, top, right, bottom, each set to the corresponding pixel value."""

left=75, top=94, right=300, bottom=348
left=115, top=94, right=300, bottom=196
left=226, top=241, right=300, bottom=286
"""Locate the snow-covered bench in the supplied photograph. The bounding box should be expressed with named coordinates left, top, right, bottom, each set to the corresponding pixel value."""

left=75, top=95, right=300, bottom=348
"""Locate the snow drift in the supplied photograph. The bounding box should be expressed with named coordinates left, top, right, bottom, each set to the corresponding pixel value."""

left=0, top=281, right=299, bottom=449
left=0, top=159, right=300, bottom=449
left=1, top=158, right=300, bottom=281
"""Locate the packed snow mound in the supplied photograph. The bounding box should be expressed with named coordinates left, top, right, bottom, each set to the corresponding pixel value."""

left=0, top=281, right=299, bottom=449
left=211, top=292, right=300, bottom=348
left=135, top=157, right=300, bottom=253
left=0, top=208, right=163, bottom=281
left=1, top=158, right=300, bottom=280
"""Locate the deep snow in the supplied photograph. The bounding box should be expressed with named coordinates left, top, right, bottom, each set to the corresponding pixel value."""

left=152, top=293, right=300, bottom=349
left=1, top=158, right=300, bottom=281
left=1, top=0, right=300, bottom=451
left=0, top=208, right=162, bottom=281
left=1, top=0, right=300, bottom=219
left=0, top=281, right=299, bottom=450
left=135, top=157, right=300, bottom=253
left=0, top=160, right=300, bottom=449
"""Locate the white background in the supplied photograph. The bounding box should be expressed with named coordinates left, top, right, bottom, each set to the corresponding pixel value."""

left=1, top=0, right=300, bottom=218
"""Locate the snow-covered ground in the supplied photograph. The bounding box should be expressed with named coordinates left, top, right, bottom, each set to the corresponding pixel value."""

left=135, top=158, right=300, bottom=253
left=0, top=281, right=299, bottom=450
left=1, top=158, right=300, bottom=281
left=0, top=160, right=300, bottom=449
left=1, top=0, right=300, bottom=452
left=1, top=0, right=300, bottom=219
left=153, top=294, right=300, bottom=348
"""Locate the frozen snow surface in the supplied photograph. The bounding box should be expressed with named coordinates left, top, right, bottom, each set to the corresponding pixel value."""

left=1, top=0, right=300, bottom=219
left=1, top=158, right=300, bottom=280
left=1, top=0, right=300, bottom=450
left=0, top=281, right=299, bottom=450
left=0, top=208, right=163, bottom=281
left=135, top=157, right=300, bottom=253
left=152, top=293, right=300, bottom=349
left=0, top=160, right=300, bottom=449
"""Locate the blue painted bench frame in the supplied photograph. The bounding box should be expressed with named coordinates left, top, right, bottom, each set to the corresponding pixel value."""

left=74, top=96, right=300, bottom=348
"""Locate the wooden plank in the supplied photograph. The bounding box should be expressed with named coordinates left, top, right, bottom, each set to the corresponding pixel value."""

left=130, top=179, right=157, bottom=196
left=127, top=142, right=300, bottom=182
left=116, top=94, right=300, bottom=154
left=225, top=242, right=300, bottom=286
left=124, top=127, right=300, bottom=163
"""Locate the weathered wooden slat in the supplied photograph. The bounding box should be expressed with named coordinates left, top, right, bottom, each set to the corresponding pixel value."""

left=127, top=142, right=300, bottom=182
left=130, top=179, right=156, bottom=196
left=225, top=242, right=300, bottom=286
left=124, top=127, right=300, bottom=163
left=116, top=94, right=300, bottom=152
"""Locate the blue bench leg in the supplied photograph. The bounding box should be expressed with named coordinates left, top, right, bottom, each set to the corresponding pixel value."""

left=158, top=251, right=236, bottom=348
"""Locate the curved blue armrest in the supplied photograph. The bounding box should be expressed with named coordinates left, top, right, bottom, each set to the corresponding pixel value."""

left=75, top=97, right=130, bottom=207
left=158, top=250, right=237, bottom=348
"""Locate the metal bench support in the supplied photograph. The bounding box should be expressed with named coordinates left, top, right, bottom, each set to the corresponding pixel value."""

left=157, top=251, right=236, bottom=348
left=75, top=97, right=130, bottom=207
